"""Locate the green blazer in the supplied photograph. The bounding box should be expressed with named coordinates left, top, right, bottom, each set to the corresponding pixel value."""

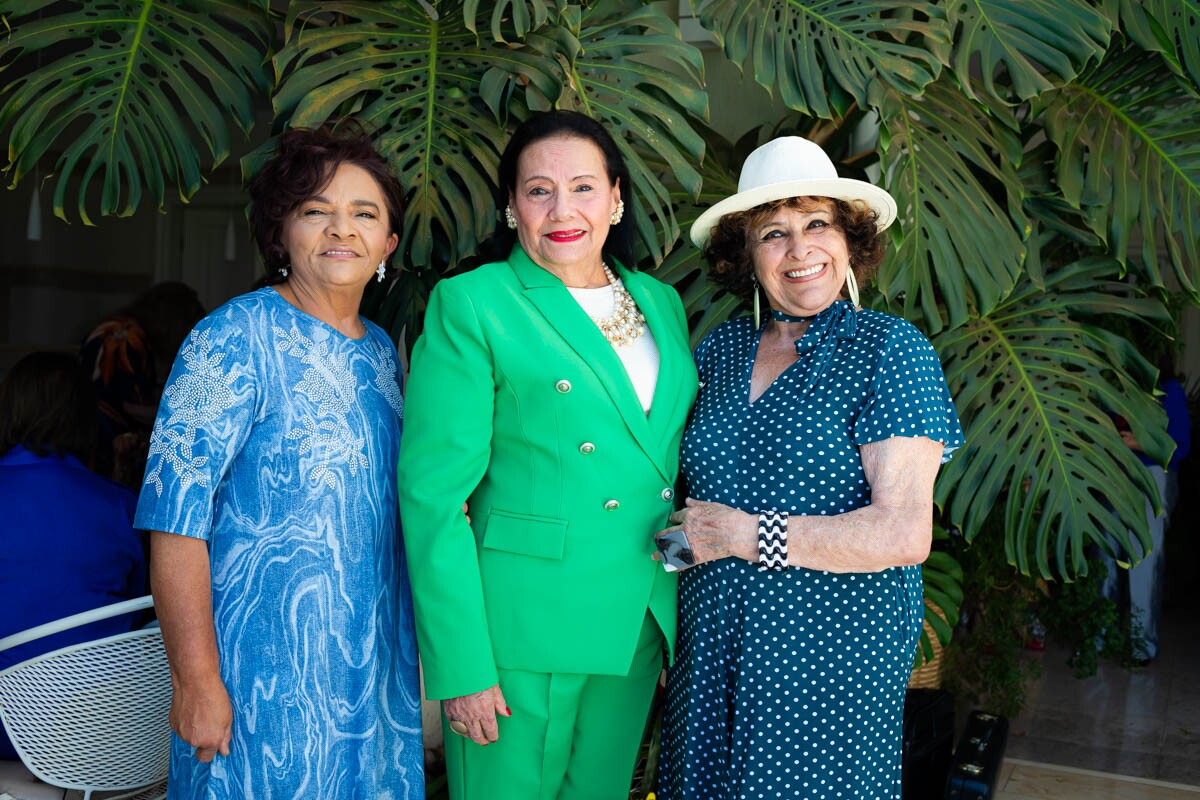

left=397, top=245, right=698, bottom=700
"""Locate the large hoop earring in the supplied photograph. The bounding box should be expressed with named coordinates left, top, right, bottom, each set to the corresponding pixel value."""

left=504, top=205, right=517, bottom=230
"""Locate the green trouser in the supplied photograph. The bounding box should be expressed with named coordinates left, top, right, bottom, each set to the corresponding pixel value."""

left=444, top=614, right=664, bottom=800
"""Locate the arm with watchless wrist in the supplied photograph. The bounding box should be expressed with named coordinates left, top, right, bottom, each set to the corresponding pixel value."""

left=653, top=435, right=943, bottom=573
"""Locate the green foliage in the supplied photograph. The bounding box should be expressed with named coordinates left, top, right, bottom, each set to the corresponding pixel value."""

left=935, top=258, right=1172, bottom=579
left=916, top=525, right=964, bottom=666
left=1110, top=0, right=1200, bottom=87
left=942, top=517, right=1042, bottom=720
left=876, top=77, right=1027, bottom=332
left=1037, top=45, right=1200, bottom=294
left=946, top=0, right=1112, bottom=101
left=0, top=0, right=273, bottom=223
left=1037, top=557, right=1145, bottom=678
left=697, top=0, right=949, bottom=118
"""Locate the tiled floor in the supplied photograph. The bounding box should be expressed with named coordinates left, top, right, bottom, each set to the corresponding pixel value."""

left=1005, top=604, right=1200, bottom=788
left=996, top=759, right=1200, bottom=799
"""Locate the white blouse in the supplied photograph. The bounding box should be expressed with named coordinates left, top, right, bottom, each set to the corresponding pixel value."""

left=567, top=283, right=660, bottom=413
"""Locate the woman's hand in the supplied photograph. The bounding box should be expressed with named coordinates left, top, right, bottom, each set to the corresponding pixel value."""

left=654, top=498, right=758, bottom=565
left=444, top=683, right=510, bottom=746
left=170, top=675, right=233, bottom=762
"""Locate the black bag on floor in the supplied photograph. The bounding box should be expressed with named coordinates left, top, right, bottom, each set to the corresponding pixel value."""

left=944, top=710, right=1009, bottom=799
left=901, top=689, right=956, bottom=800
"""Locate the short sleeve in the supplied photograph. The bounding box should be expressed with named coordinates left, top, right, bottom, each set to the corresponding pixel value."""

left=852, top=318, right=964, bottom=462
left=133, top=311, right=258, bottom=539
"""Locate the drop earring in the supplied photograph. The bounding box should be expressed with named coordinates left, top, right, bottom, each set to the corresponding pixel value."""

left=845, top=267, right=860, bottom=309
left=610, top=198, right=625, bottom=226
left=752, top=275, right=761, bottom=328
left=376, top=260, right=387, bottom=283
left=504, top=205, right=517, bottom=230
left=279, top=265, right=289, bottom=279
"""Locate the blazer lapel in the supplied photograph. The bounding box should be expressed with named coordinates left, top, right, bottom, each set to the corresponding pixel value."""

left=506, top=248, right=663, bottom=476
left=623, top=267, right=695, bottom=473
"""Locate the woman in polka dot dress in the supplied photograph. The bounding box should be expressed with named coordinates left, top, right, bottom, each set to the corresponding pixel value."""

left=655, top=136, right=964, bottom=799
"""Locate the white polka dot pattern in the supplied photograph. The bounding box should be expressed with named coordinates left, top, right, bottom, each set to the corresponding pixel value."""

left=658, top=302, right=964, bottom=799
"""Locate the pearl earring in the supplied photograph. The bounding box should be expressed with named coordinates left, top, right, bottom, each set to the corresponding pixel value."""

left=279, top=265, right=289, bottom=279
left=610, top=199, right=624, bottom=226
left=376, top=260, right=387, bottom=283
left=504, top=205, right=517, bottom=230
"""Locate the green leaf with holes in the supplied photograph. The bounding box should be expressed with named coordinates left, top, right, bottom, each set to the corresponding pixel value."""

left=695, top=0, right=949, bottom=118
left=946, top=0, right=1112, bottom=102
left=1106, top=0, right=1200, bottom=88
left=0, top=0, right=272, bottom=224
left=934, top=258, right=1172, bottom=580
left=1036, top=45, right=1200, bottom=295
left=273, top=0, right=564, bottom=271
left=876, top=78, right=1027, bottom=333
left=462, top=0, right=558, bottom=42
left=647, top=127, right=743, bottom=347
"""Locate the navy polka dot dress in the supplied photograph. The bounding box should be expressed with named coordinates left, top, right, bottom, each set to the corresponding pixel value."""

left=658, top=301, right=963, bottom=800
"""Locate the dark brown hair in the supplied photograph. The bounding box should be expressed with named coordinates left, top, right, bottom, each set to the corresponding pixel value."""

left=248, top=125, right=405, bottom=282
left=704, top=196, right=886, bottom=303
left=0, top=352, right=100, bottom=463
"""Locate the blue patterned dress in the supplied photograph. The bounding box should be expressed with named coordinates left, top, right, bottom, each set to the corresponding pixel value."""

left=135, top=288, right=423, bottom=800
left=658, top=302, right=963, bottom=800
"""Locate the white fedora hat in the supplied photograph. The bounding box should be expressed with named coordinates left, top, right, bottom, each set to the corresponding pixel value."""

left=690, top=136, right=898, bottom=248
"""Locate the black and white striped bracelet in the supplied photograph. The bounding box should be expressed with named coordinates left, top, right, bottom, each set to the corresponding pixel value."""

left=757, top=511, right=788, bottom=571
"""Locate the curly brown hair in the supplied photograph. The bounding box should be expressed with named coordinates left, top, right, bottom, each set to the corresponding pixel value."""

left=704, top=196, right=886, bottom=304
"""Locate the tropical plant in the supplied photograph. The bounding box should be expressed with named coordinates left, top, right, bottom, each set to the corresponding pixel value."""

left=3, top=0, right=1198, bottom=673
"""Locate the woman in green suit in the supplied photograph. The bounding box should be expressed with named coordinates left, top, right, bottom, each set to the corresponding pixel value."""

left=397, top=111, right=697, bottom=799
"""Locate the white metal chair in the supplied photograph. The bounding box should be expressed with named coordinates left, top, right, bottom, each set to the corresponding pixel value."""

left=0, top=596, right=169, bottom=800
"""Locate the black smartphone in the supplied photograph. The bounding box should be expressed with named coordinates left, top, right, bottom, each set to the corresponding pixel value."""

left=654, top=529, right=697, bottom=572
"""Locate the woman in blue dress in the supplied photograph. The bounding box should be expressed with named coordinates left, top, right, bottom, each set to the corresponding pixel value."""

left=135, top=127, right=423, bottom=799
left=655, top=136, right=963, bottom=799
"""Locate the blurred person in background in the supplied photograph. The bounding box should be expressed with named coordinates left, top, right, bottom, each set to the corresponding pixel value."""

left=0, top=351, right=146, bottom=759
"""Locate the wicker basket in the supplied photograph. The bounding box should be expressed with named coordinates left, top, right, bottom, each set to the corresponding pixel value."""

left=908, top=599, right=949, bottom=690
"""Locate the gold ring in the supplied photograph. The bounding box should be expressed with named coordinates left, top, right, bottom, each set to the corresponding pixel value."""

left=448, top=720, right=469, bottom=736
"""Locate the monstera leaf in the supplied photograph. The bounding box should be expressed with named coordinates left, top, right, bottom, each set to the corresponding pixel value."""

left=0, top=0, right=272, bottom=223
left=1037, top=45, right=1200, bottom=295
left=695, top=0, right=949, bottom=118
left=273, top=0, right=563, bottom=271
left=875, top=78, right=1027, bottom=333
left=934, top=258, right=1173, bottom=581
left=648, top=127, right=743, bottom=346
left=946, top=0, right=1112, bottom=102
left=916, top=525, right=963, bottom=666
left=462, top=0, right=558, bottom=42
left=1108, top=0, right=1200, bottom=87
left=524, top=0, right=709, bottom=265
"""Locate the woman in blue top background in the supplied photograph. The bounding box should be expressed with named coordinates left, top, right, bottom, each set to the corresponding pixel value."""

left=655, top=137, right=964, bottom=799
left=134, top=126, right=422, bottom=799
left=0, top=352, right=146, bottom=760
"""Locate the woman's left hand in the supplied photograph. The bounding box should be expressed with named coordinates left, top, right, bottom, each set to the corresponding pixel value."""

left=653, top=498, right=758, bottom=565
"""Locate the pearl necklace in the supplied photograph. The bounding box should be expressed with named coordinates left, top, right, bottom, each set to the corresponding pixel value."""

left=588, top=263, right=646, bottom=347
